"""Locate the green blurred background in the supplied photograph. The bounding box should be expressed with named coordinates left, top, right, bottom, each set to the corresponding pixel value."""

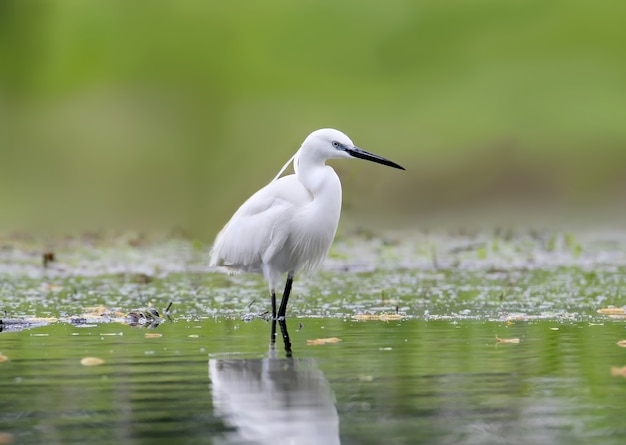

left=1, top=0, right=625, bottom=238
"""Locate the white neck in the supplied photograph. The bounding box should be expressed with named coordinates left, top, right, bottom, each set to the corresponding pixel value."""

left=294, top=148, right=332, bottom=195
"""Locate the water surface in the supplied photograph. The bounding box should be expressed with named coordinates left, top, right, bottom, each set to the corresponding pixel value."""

left=1, top=229, right=626, bottom=444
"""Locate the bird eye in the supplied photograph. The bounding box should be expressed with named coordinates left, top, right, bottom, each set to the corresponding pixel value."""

left=332, top=141, right=340, bottom=148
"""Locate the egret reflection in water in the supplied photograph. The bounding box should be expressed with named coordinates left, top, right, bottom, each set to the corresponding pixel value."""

left=208, top=331, right=340, bottom=444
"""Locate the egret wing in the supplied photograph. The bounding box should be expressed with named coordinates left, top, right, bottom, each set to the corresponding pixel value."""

left=209, top=175, right=311, bottom=272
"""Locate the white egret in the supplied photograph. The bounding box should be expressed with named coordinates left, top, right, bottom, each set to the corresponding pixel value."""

left=209, top=128, right=404, bottom=320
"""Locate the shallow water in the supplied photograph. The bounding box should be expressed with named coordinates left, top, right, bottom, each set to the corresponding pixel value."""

left=1, top=229, right=626, bottom=444
left=2, top=319, right=626, bottom=444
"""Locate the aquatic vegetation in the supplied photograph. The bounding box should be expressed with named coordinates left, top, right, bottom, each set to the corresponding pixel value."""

left=0, top=228, right=624, bottom=329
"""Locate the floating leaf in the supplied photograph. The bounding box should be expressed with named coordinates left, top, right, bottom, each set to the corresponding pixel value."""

left=597, top=307, right=626, bottom=315
left=0, top=431, right=14, bottom=444
left=84, top=305, right=112, bottom=316
left=144, top=333, right=162, bottom=338
left=496, top=336, right=520, bottom=344
left=616, top=340, right=626, bottom=348
left=353, top=313, right=403, bottom=321
left=80, top=357, right=105, bottom=366
left=28, top=317, right=58, bottom=323
left=307, top=337, right=342, bottom=346
left=0, top=354, right=8, bottom=363
left=611, top=366, right=626, bottom=377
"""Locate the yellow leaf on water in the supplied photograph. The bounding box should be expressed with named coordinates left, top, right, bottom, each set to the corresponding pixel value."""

left=610, top=366, right=626, bottom=377
left=307, top=337, right=342, bottom=346
left=0, top=431, right=14, bottom=444
left=597, top=307, right=626, bottom=315
left=352, top=313, right=403, bottom=321
left=496, top=336, right=520, bottom=344
left=84, top=305, right=112, bottom=316
left=505, top=315, right=529, bottom=321
left=80, top=357, right=105, bottom=366
left=28, top=317, right=58, bottom=323
left=616, top=340, right=626, bottom=348
left=0, top=354, right=8, bottom=363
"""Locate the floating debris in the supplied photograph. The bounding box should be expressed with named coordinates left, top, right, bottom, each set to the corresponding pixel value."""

left=617, top=340, right=626, bottom=348
left=597, top=307, right=626, bottom=316
left=126, top=306, right=165, bottom=328
left=84, top=305, right=124, bottom=317
left=0, top=354, right=8, bottom=363
left=496, top=336, right=521, bottom=344
left=0, top=432, right=14, bottom=444
left=28, top=317, right=58, bottom=324
left=307, top=337, right=342, bottom=346
left=504, top=314, right=530, bottom=321
left=144, top=333, right=162, bottom=338
left=145, top=308, right=160, bottom=318
left=610, top=366, right=626, bottom=377
left=0, top=317, right=56, bottom=332
left=80, top=357, right=105, bottom=366
left=164, top=301, right=173, bottom=317
left=42, top=252, right=55, bottom=268
left=353, top=313, right=403, bottom=321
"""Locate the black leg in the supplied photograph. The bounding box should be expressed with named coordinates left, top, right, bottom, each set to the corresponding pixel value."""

left=277, top=273, right=294, bottom=319
left=270, top=292, right=277, bottom=343
left=271, top=291, right=277, bottom=320
left=278, top=319, right=292, bottom=357
left=270, top=319, right=277, bottom=344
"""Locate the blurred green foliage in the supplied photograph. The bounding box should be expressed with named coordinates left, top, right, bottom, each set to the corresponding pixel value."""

left=1, top=0, right=625, bottom=237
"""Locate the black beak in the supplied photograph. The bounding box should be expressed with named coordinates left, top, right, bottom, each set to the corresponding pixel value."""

left=346, top=146, right=405, bottom=170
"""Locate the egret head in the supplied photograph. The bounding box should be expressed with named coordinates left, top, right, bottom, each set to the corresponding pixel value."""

left=301, top=128, right=405, bottom=170
left=301, top=129, right=354, bottom=159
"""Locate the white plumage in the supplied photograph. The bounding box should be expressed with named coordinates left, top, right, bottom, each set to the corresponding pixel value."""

left=209, top=355, right=340, bottom=445
left=210, top=128, right=404, bottom=319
